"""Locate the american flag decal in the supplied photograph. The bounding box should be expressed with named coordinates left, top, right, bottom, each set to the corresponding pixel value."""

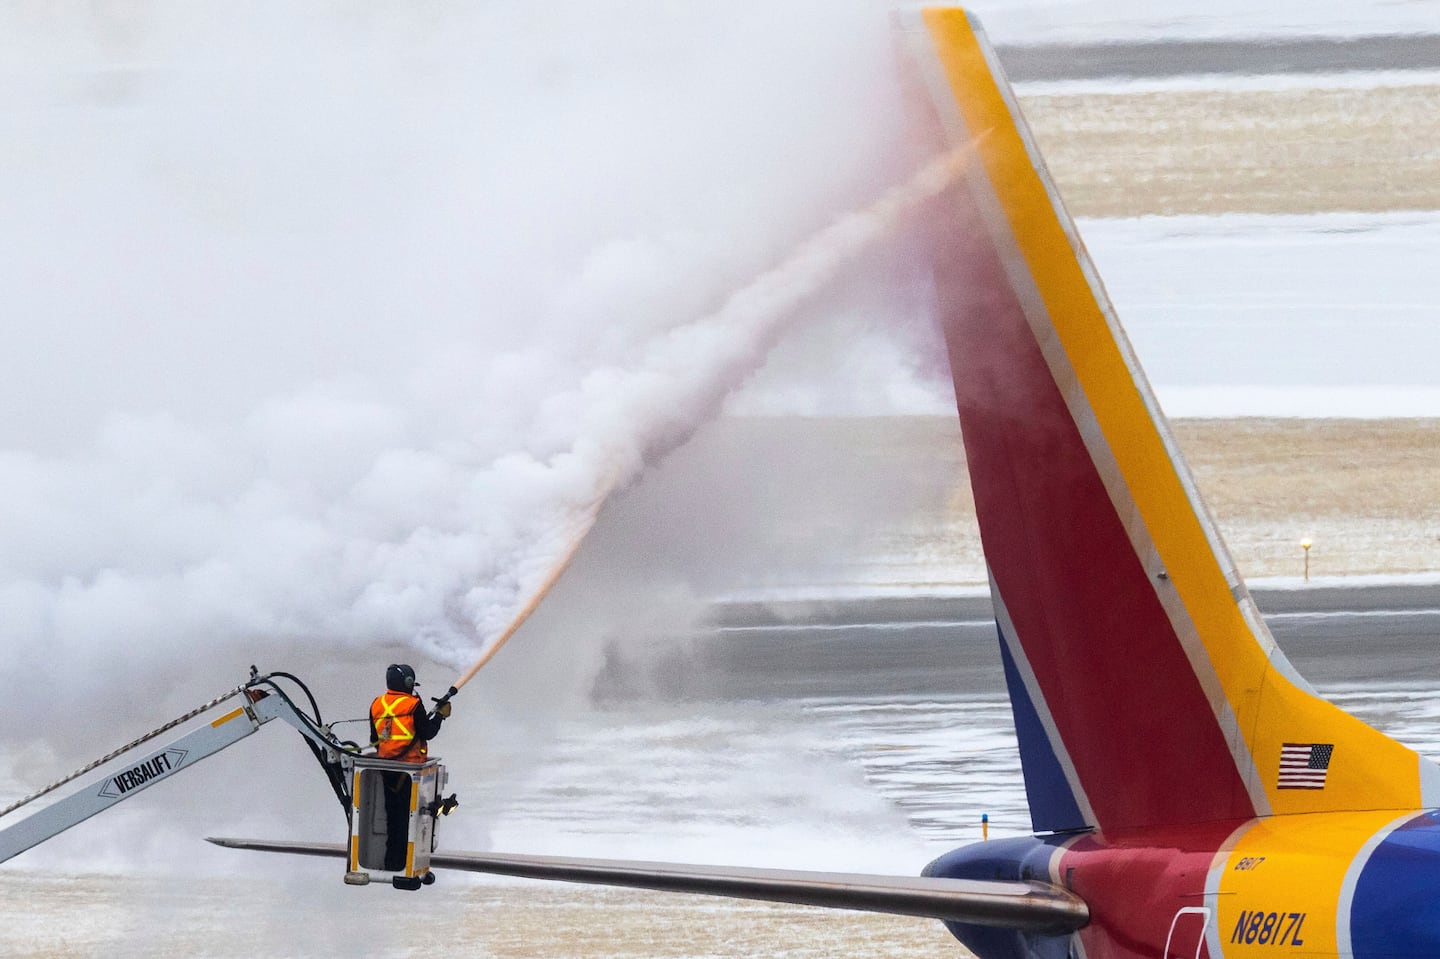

left=1279, top=743, right=1334, bottom=789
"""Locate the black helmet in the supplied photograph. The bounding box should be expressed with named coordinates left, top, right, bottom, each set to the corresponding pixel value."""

left=386, top=663, right=417, bottom=693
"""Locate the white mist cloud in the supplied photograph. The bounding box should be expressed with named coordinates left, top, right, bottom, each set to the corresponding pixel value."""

left=0, top=1, right=952, bottom=737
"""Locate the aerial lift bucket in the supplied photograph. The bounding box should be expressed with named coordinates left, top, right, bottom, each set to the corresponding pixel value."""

left=346, top=756, right=450, bottom=890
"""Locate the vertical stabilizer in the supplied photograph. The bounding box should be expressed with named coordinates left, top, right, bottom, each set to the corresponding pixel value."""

left=905, top=8, right=1439, bottom=834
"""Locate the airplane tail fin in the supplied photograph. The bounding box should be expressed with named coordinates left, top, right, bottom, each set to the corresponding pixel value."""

left=904, top=8, right=1440, bottom=834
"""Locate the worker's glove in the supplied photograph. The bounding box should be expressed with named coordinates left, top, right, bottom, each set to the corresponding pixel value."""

left=436, top=701, right=452, bottom=719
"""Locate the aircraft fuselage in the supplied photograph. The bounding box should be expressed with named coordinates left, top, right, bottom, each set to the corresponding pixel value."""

left=928, top=809, right=1440, bottom=959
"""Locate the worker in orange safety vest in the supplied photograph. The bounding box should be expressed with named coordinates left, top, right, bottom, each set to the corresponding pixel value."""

left=369, top=664, right=451, bottom=870
left=369, top=664, right=449, bottom=762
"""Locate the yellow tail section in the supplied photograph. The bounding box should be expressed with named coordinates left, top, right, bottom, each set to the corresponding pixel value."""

left=907, top=7, right=1439, bottom=829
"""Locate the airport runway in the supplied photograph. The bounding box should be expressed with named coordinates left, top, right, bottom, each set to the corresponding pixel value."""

left=597, top=582, right=1440, bottom=701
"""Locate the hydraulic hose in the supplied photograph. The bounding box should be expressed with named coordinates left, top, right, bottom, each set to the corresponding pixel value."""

left=262, top=670, right=324, bottom=725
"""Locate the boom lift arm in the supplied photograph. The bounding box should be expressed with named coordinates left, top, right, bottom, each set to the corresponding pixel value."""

left=0, top=668, right=453, bottom=889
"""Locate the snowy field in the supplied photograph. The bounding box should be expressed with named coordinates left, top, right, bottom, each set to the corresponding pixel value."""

left=974, top=0, right=1440, bottom=43
left=1085, top=213, right=1440, bottom=418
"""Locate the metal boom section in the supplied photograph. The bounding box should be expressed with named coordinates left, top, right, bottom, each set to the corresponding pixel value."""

left=0, top=672, right=358, bottom=866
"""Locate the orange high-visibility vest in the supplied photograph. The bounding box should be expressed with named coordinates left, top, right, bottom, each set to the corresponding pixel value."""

left=370, top=692, right=427, bottom=762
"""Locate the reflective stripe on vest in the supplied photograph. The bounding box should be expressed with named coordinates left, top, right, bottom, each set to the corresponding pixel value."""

left=370, top=693, right=426, bottom=761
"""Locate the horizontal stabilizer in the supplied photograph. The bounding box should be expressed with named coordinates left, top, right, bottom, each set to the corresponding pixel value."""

left=206, top=837, right=1088, bottom=933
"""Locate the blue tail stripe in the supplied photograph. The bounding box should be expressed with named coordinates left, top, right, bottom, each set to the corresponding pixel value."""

left=996, top=625, right=1086, bottom=833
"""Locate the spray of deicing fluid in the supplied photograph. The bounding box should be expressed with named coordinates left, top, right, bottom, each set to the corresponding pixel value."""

left=447, top=145, right=976, bottom=691
left=5, top=4, right=985, bottom=727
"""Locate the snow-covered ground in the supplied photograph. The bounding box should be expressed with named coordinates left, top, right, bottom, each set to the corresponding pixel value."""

left=973, top=0, right=1440, bottom=44
left=1082, top=212, right=1440, bottom=418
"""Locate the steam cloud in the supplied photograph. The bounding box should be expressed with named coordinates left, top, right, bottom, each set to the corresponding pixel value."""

left=0, top=2, right=952, bottom=729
